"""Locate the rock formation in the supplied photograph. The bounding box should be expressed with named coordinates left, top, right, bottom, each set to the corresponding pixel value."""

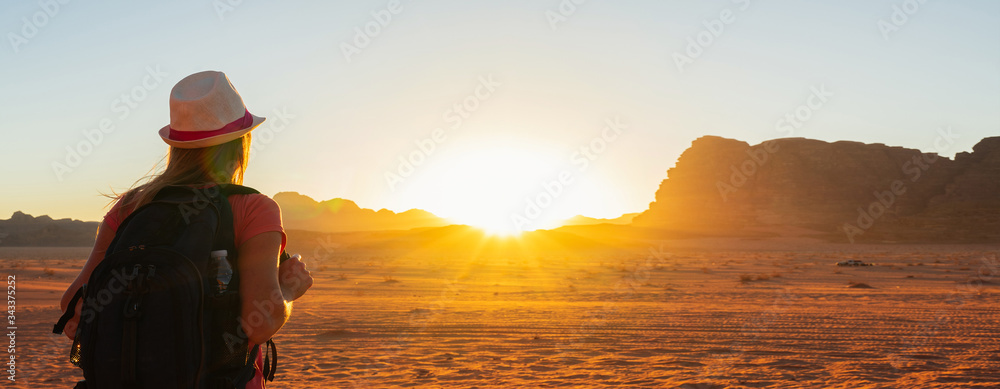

left=0, top=211, right=100, bottom=246
left=633, top=136, right=1000, bottom=242
left=273, top=192, right=450, bottom=233
left=562, top=213, right=639, bottom=226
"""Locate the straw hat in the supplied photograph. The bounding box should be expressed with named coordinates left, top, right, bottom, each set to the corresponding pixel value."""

left=158, top=71, right=265, bottom=149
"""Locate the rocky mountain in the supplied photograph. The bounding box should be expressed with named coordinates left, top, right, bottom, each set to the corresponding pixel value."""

left=632, top=136, right=1000, bottom=242
left=562, top=213, right=639, bottom=226
left=0, top=211, right=99, bottom=246
left=274, top=192, right=450, bottom=233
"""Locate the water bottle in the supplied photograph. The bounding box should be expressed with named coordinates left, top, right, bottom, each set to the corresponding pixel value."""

left=210, top=250, right=233, bottom=294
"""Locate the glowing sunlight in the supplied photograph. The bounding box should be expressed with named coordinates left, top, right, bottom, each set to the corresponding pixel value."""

left=407, top=143, right=566, bottom=235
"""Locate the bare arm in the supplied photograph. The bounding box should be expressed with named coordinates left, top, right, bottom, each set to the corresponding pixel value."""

left=59, top=222, right=115, bottom=339
left=237, top=231, right=312, bottom=345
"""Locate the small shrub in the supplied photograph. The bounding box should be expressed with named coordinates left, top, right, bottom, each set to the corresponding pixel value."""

left=847, top=281, right=873, bottom=289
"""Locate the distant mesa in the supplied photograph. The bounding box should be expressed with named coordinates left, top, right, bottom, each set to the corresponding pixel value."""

left=0, top=211, right=99, bottom=247
left=561, top=213, right=638, bottom=226
left=273, top=192, right=451, bottom=233
left=632, top=135, right=1000, bottom=243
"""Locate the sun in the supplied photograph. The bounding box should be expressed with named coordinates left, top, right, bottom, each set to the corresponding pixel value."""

left=404, top=141, right=568, bottom=235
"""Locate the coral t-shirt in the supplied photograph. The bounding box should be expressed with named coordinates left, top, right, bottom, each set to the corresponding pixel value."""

left=102, top=191, right=286, bottom=389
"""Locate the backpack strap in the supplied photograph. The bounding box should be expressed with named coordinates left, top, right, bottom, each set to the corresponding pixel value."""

left=217, top=184, right=260, bottom=197
left=209, top=189, right=238, bottom=258
left=52, top=286, right=84, bottom=334
left=262, top=339, right=277, bottom=382
left=211, top=184, right=260, bottom=255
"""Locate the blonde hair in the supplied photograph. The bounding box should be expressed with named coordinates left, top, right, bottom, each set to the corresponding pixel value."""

left=108, top=133, right=252, bottom=219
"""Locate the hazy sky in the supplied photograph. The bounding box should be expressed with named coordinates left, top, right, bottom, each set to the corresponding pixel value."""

left=1, top=1, right=998, bottom=231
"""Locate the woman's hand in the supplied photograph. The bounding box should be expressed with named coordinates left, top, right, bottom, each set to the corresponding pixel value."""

left=62, top=302, right=82, bottom=340
left=278, top=254, right=312, bottom=301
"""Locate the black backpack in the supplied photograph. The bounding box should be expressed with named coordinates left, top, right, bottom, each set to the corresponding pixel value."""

left=54, top=184, right=279, bottom=388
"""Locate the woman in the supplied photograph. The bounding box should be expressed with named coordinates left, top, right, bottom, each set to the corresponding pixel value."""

left=58, top=70, right=312, bottom=388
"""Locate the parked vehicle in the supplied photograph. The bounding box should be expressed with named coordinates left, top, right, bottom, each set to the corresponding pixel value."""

left=837, top=259, right=873, bottom=266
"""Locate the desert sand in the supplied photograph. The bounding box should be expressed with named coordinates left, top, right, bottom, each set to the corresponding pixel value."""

left=3, top=238, right=999, bottom=388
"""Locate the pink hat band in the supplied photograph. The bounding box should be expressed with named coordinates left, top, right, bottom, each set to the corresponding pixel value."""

left=167, top=109, right=253, bottom=142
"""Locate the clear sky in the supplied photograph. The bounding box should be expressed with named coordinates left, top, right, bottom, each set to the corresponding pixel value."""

left=1, top=0, right=998, bottom=232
